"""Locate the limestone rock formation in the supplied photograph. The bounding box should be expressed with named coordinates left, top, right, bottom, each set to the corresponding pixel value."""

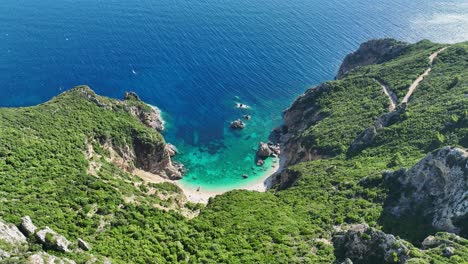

left=0, top=219, right=27, bottom=245
left=78, top=238, right=91, bottom=251
left=123, top=92, right=164, bottom=132
left=20, top=216, right=37, bottom=237
left=333, top=224, right=411, bottom=264
left=336, top=39, right=408, bottom=79
left=28, top=252, right=77, bottom=264
left=274, top=83, right=332, bottom=166
left=383, top=147, right=468, bottom=234
left=36, top=227, right=71, bottom=252
left=165, top=143, right=179, bottom=157
left=132, top=137, right=184, bottom=180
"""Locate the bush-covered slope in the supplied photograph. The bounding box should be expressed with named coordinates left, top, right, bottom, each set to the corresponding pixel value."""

left=0, top=40, right=467, bottom=263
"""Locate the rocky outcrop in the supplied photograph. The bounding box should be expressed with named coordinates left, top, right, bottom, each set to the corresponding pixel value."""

left=0, top=219, right=27, bottom=245
left=273, top=83, right=332, bottom=166
left=20, top=216, right=37, bottom=237
left=349, top=104, right=406, bottom=154
left=123, top=92, right=164, bottom=132
left=78, top=238, right=91, bottom=251
left=383, top=147, right=468, bottom=234
left=165, top=143, right=179, bottom=157
left=257, top=142, right=272, bottom=158
left=230, top=119, right=245, bottom=129
left=28, top=252, right=77, bottom=264
left=36, top=227, right=71, bottom=252
left=333, top=224, right=411, bottom=264
left=256, top=142, right=280, bottom=159
left=132, top=137, right=184, bottom=180
left=336, top=39, right=408, bottom=79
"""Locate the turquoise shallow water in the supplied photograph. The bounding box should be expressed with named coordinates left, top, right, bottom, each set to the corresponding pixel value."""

left=0, top=0, right=467, bottom=191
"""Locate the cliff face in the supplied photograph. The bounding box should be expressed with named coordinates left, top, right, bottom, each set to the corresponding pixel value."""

left=273, top=83, right=332, bottom=166
left=384, top=147, right=468, bottom=235
left=123, top=91, right=164, bottom=132
left=73, top=86, right=184, bottom=180
left=336, top=38, right=408, bottom=79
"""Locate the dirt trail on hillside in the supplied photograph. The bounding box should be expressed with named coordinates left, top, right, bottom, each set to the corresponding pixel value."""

left=401, top=47, right=448, bottom=104
left=376, top=79, right=398, bottom=112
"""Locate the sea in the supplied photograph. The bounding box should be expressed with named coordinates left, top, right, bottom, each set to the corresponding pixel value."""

left=1, top=0, right=467, bottom=191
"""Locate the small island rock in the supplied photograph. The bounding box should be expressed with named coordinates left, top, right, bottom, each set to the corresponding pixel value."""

left=230, top=119, right=245, bottom=129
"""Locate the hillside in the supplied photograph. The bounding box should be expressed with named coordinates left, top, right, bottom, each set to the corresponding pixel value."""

left=0, top=39, right=467, bottom=263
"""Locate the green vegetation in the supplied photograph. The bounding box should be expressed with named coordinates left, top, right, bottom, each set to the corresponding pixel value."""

left=0, top=40, right=467, bottom=263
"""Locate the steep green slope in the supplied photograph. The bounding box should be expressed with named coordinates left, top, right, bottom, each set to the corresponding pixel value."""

left=0, top=40, right=467, bottom=263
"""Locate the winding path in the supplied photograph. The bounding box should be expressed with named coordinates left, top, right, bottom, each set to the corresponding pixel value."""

left=401, top=47, right=448, bottom=104
left=376, top=79, right=398, bottom=112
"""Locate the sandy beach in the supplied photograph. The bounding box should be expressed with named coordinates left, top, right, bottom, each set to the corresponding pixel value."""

left=134, top=158, right=281, bottom=204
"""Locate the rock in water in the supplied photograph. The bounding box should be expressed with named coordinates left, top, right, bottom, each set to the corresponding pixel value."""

left=230, top=119, right=245, bottom=129
left=19, top=216, right=37, bottom=237
left=257, top=142, right=272, bottom=158
left=333, top=224, right=410, bottom=264
left=383, top=146, right=468, bottom=234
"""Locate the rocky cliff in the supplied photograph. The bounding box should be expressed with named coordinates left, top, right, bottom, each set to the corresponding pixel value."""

left=73, top=86, right=184, bottom=180
left=383, top=147, right=467, bottom=235
left=336, top=38, right=408, bottom=79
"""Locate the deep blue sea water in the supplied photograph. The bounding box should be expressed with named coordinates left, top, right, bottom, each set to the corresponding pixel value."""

left=1, top=0, right=467, bottom=190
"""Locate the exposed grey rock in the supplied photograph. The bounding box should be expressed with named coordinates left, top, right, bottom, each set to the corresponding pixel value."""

left=276, top=83, right=332, bottom=167
left=165, top=143, right=178, bottom=157
left=336, top=39, right=408, bottom=79
left=443, top=246, right=455, bottom=257
left=28, top=252, right=77, bottom=264
left=421, top=235, right=439, bottom=249
left=0, top=219, right=27, bottom=244
left=123, top=91, right=140, bottom=101
left=230, top=119, right=245, bottom=129
left=36, top=227, right=71, bottom=252
left=122, top=91, right=165, bottom=131
left=333, top=224, right=410, bottom=264
left=20, top=216, right=37, bottom=237
left=0, top=249, right=11, bottom=260
left=257, top=142, right=272, bottom=158
left=132, top=139, right=184, bottom=180
left=341, top=258, right=353, bottom=264
left=383, top=147, right=468, bottom=234
left=78, top=238, right=91, bottom=251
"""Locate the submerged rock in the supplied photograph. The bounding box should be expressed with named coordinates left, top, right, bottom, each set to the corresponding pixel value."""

left=383, top=146, right=468, bottom=234
left=230, top=119, right=245, bottom=129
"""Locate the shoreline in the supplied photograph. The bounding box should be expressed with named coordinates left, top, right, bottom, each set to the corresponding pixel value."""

left=134, top=158, right=282, bottom=204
